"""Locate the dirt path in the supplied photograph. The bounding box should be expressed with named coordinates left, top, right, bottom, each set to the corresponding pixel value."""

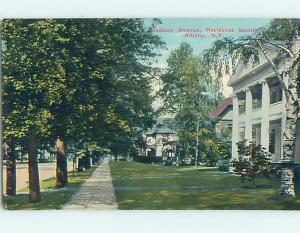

left=62, top=159, right=118, bottom=210
left=2, top=162, right=74, bottom=193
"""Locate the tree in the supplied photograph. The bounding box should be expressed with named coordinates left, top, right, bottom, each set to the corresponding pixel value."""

left=198, top=129, right=230, bottom=166
left=4, top=136, right=16, bottom=196
left=27, top=131, right=41, bottom=202
left=62, top=18, right=163, bottom=164
left=203, top=19, right=300, bottom=197
left=2, top=19, right=63, bottom=201
left=159, top=42, right=221, bottom=165
left=2, top=18, right=164, bottom=201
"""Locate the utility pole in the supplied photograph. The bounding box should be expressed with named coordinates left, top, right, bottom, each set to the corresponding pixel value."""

left=195, top=120, right=199, bottom=167
left=195, top=88, right=200, bottom=168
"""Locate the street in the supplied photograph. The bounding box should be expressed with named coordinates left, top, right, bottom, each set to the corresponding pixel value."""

left=2, top=162, right=74, bottom=193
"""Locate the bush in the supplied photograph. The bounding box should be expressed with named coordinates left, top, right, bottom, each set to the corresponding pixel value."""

left=162, top=156, right=177, bottom=166
left=217, top=159, right=229, bottom=171
left=180, top=157, right=192, bottom=166
left=134, top=156, right=163, bottom=164
left=200, top=137, right=231, bottom=166
left=232, top=141, right=272, bottom=184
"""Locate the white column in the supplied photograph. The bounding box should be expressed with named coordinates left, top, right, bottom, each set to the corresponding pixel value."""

left=231, top=94, right=239, bottom=160
left=245, top=88, right=253, bottom=144
left=261, top=81, right=270, bottom=152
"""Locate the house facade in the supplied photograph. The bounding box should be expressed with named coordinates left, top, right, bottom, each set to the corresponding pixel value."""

left=144, top=118, right=177, bottom=158
left=228, top=45, right=300, bottom=164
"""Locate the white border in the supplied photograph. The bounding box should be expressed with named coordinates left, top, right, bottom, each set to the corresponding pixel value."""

left=0, top=0, right=299, bottom=18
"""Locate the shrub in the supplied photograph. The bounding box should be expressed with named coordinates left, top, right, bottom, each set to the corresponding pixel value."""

left=217, top=159, right=229, bottom=171
left=232, top=141, right=272, bottom=184
left=134, top=156, right=163, bottom=164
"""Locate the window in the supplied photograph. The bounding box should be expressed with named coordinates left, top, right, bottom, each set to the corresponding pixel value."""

left=252, top=99, right=262, bottom=109
left=252, top=85, right=262, bottom=109
left=237, top=92, right=246, bottom=115
left=238, top=100, right=246, bottom=114
left=252, top=124, right=261, bottom=145
left=270, top=87, right=282, bottom=104
left=269, top=129, right=276, bottom=154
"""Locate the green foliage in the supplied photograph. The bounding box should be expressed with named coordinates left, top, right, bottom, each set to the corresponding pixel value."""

left=200, top=136, right=230, bottom=166
left=232, top=141, right=273, bottom=184
left=159, top=42, right=219, bottom=114
left=158, top=42, right=222, bottom=164
left=202, top=19, right=299, bottom=78
left=261, top=19, right=294, bottom=43
left=2, top=19, right=164, bottom=157
left=202, top=37, right=260, bottom=77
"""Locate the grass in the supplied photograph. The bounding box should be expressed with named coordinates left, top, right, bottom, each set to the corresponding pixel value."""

left=109, top=161, right=300, bottom=210
left=2, top=166, right=97, bottom=210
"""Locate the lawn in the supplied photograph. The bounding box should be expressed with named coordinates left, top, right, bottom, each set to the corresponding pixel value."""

left=109, top=161, right=300, bottom=210
left=2, top=166, right=97, bottom=210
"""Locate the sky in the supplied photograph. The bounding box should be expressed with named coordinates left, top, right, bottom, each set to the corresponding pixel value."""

left=145, top=18, right=272, bottom=67
left=144, top=18, right=272, bottom=100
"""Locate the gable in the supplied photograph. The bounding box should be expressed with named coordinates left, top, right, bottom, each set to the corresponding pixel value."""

left=228, top=44, right=279, bottom=87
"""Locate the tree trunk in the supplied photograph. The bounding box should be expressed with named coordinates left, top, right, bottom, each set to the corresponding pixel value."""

left=78, top=158, right=84, bottom=172
left=5, top=137, right=16, bottom=196
left=91, top=152, right=99, bottom=165
left=83, top=153, right=91, bottom=170
left=56, top=136, right=68, bottom=187
left=27, top=132, right=41, bottom=203
left=280, top=60, right=300, bottom=197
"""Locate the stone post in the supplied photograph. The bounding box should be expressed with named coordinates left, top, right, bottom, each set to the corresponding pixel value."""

left=280, top=166, right=295, bottom=197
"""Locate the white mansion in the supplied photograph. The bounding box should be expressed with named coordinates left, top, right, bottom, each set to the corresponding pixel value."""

left=228, top=45, right=300, bottom=164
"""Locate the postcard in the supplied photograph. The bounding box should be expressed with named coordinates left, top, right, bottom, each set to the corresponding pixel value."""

left=1, top=18, right=300, bottom=210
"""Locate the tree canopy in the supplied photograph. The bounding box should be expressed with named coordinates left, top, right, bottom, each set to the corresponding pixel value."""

left=2, top=19, right=165, bottom=199
left=158, top=42, right=225, bottom=165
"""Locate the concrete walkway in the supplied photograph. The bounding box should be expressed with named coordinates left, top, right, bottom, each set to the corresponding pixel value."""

left=62, top=159, right=118, bottom=210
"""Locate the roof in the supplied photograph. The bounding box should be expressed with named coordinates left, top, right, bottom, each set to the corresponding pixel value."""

left=211, top=97, right=233, bottom=118
left=228, top=43, right=280, bottom=87
left=146, top=118, right=177, bottom=135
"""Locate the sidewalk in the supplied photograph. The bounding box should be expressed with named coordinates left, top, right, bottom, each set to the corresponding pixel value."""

left=62, top=159, right=118, bottom=210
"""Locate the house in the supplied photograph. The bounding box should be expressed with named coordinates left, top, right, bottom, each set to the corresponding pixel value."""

left=211, top=97, right=233, bottom=140
left=144, top=118, right=177, bottom=158
left=228, top=44, right=300, bottom=164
